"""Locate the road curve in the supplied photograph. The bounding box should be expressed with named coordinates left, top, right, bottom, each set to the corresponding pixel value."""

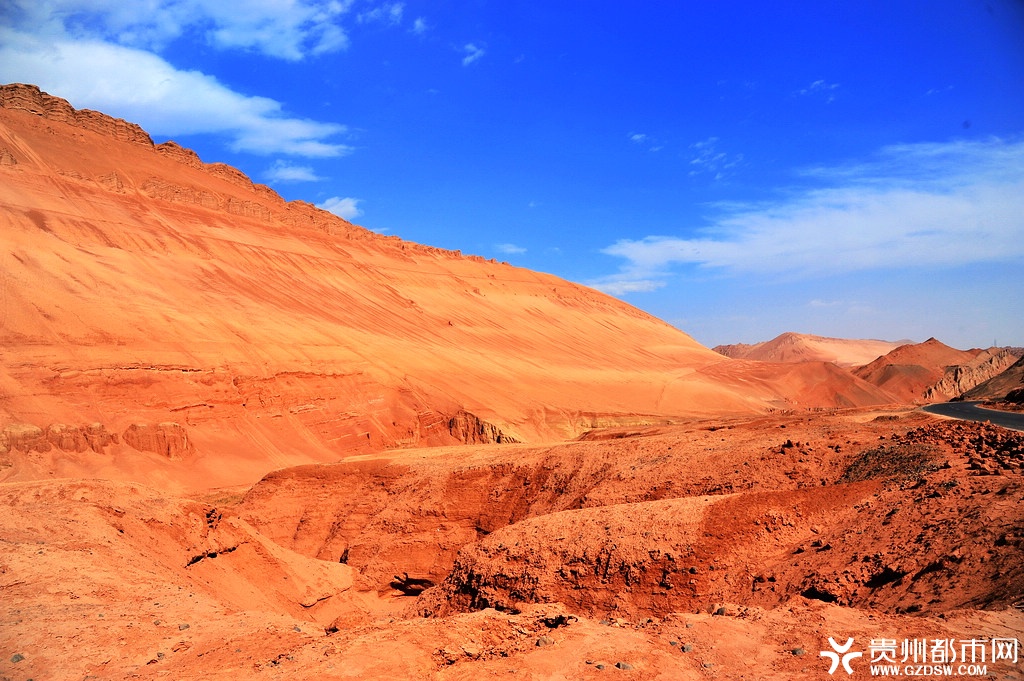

left=920, top=401, right=1024, bottom=432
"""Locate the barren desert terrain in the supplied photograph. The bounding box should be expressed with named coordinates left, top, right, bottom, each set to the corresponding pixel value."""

left=1, top=85, right=1022, bottom=680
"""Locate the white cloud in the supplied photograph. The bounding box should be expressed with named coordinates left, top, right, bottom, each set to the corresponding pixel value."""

left=462, top=42, right=485, bottom=66
left=495, top=243, right=526, bottom=255
left=265, top=161, right=321, bottom=183
left=598, top=138, right=1024, bottom=291
left=318, top=196, right=363, bottom=220
left=587, top=277, right=666, bottom=297
left=5, top=0, right=354, bottom=61
left=0, top=29, right=352, bottom=157
left=630, top=133, right=648, bottom=144
left=358, top=2, right=404, bottom=25
left=411, top=17, right=428, bottom=35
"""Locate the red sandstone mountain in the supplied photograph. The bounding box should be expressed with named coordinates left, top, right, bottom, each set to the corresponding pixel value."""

left=923, top=346, right=1023, bottom=401
left=0, top=84, right=892, bottom=489
left=852, top=338, right=985, bottom=403
left=714, top=332, right=907, bottom=367
left=2, top=85, right=1023, bottom=681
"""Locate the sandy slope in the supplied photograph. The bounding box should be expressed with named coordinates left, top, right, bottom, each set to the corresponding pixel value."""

left=2, top=84, right=895, bottom=489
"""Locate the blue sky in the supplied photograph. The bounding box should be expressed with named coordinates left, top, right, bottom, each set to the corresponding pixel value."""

left=2, top=1, right=1023, bottom=349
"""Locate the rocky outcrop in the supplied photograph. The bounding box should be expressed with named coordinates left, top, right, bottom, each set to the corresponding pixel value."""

left=123, top=422, right=193, bottom=459
left=0, top=83, right=153, bottom=146
left=0, top=84, right=366, bottom=239
left=1, top=422, right=119, bottom=454
left=1, top=424, right=50, bottom=453
left=155, top=140, right=204, bottom=168
left=140, top=177, right=222, bottom=210
left=0, top=419, right=191, bottom=459
left=46, top=423, right=117, bottom=453
left=424, top=420, right=1024, bottom=619
left=448, top=410, right=518, bottom=444
left=924, top=347, right=1023, bottom=401
left=959, top=354, right=1024, bottom=402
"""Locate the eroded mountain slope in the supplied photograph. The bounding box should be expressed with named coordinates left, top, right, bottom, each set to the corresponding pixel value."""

left=1, top=84, right=890, bottom=488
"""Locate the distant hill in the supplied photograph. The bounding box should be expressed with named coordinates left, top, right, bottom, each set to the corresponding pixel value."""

left=853, top=338, right=1021, bottom=404
left=713, top=332, right=909, bottom=367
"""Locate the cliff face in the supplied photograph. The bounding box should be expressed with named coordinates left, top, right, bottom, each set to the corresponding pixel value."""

left=923, top=348, right=1023, bottom=401
left=960, top=355, right=1024, bottom=401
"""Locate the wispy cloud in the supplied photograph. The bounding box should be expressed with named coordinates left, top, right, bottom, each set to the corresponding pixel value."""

left=495, top=243, right=526, bottom=255
left=318, top=196, right=363, bottom=220
left=462, top=42, right=485, bottom=66
left=265, top=161, right=321, bottom=183
left=797, top=79, right=840, bottom=103
left=628, top=131, right=662, bottom=152
left=688, top=137, right=743, bottom=179
left=586, top=276, right=666, bottom=297
left=594, top=138, right=1024, bottom=295
left=411, top=17, right=428, bottom=35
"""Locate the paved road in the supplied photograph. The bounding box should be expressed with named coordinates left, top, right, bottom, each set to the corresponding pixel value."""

left=920, top=401, right=1024, bottom=432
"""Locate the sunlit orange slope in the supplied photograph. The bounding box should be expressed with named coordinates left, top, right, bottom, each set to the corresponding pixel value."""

left=0, top=84, right=891, bottom=488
